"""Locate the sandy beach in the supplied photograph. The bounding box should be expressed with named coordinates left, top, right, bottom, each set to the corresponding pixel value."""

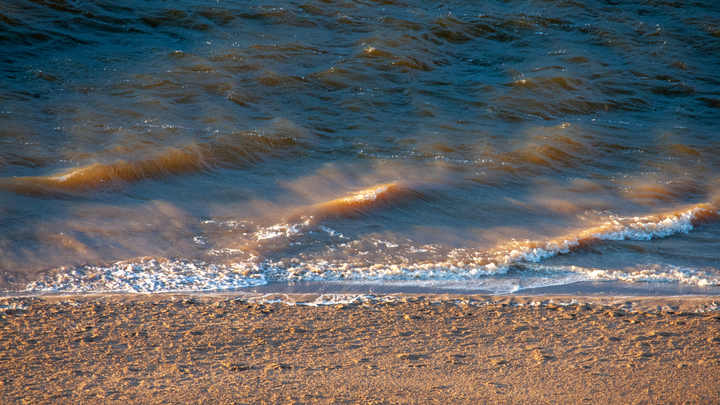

left=1, top=293, right=719, bottom=404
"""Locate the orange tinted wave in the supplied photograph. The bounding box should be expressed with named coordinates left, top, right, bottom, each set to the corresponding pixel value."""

left=253, top=182, right=408, bottom=239
left=487, top=203, right=719, bottom=266
left=0, top=146, right=207, bottom=195
left=308, top=182, right=404, bottom=217
left=0, top=132, right=304, bottom=195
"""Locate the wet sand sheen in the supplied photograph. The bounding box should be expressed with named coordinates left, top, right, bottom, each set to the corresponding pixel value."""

left=1, top=293, right=719, bottom=404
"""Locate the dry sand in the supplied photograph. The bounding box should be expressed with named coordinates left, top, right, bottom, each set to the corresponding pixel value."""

left=1, top=293, right=719, bottom=404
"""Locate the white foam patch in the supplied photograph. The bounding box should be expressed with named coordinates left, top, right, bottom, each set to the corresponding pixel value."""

left=518, top=263, right=720, bottom=286
left=0, top=302, right=29, bottom=311
left=595, top=211, right=697, bottom=241
left=239, top=293, right=395, bottom=307
left=266, top=259, right=506, bottom=281
left=26, top=259, right=267, bottom=293
left=342, top=184, right=388, bottom=203
left=584, top=265, right=720, bottom=286
left=255, top=222, right=305, bottom=241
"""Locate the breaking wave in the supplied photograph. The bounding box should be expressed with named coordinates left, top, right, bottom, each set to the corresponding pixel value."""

left=25, top=203, right=720, bottom=293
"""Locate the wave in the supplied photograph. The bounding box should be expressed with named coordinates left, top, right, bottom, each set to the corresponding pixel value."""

left=491, top=204, right=718, bottom=263
left=247, top=183, right=408, bottom=242
left=305, top=182, right=405, bottom=218
left=1, top=147, right=206, bottom=194
left=0, top=131, right=306, bottom=195
left=24, top=203, right=720, bottom=293
left=257, top=203, right=720, bottom=284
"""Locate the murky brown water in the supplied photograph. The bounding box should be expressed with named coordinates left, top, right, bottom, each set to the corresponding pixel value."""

left=1, top=0, right=720, bottom=293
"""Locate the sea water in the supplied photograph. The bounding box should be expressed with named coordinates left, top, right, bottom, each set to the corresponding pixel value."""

left=2, top=0, right=720, bottom=295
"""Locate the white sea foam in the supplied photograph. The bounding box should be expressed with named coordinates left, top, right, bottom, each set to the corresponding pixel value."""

left=254, top=219, right=311, bottom=241
left=583, top=265, right=720, bottom=286
left=238, top=293, right=393, bottom=307
left=0, top=302, right=29, bottom=311
left=518, top=263, right=720, bottom=286
left=343, top=184, right=388, bottom=203
left=26, top=259, right=267, bottom=293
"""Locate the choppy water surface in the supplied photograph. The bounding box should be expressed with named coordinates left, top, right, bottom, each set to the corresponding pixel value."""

left=2, top=0, right=720, bottom=294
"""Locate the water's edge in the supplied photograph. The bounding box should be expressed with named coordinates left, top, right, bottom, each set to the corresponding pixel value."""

left=4, top=279, right=720, bottom=301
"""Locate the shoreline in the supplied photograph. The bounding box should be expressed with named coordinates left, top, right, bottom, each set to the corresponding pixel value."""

left=3, top=290, right=720, bottom=313
left=2, top=292, right=720, bottom=403
left=4, top=277, right=720, bottom=302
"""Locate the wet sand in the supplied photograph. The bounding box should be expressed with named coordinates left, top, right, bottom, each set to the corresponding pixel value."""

left=1, top=293, right=719, bottom=404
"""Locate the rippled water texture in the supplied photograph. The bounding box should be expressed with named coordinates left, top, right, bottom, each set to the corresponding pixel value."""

left=1, top=0, right=720, bottom=293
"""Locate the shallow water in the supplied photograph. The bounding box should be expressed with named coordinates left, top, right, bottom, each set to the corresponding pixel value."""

left=2, top=0, right=720, bottom=294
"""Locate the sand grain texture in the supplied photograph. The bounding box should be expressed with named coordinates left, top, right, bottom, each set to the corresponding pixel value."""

left=1, top=295, right=719, bottom=404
